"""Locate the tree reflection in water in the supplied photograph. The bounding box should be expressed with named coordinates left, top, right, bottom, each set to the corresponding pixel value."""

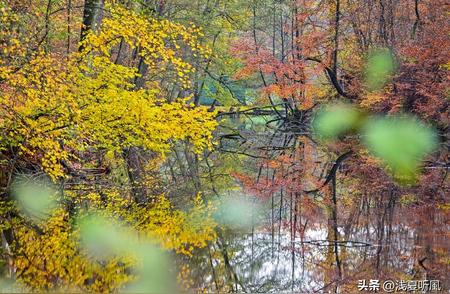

left=178, top=114, right=449, bottom=293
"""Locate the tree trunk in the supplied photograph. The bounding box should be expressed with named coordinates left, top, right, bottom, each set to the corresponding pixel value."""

left=332, top=0, right=341, bottom=75
left=79, top=0, right=104, bottom=51
left=124, top=147, right=148, bottom=203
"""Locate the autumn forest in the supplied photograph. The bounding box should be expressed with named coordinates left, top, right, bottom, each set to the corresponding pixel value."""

left=0, top=0, right=449, bottom=292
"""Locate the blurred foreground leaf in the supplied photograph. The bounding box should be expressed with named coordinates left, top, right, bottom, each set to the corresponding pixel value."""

left=213, top=195, right=259, bottom=230
left=78, top=214, right=174, bottom=293
left=0, top=278, right=24, bottom=293
left=12, top=177, right=58, bottom=221
left=363, top=116, right=437, bottom=182
left=78, top=214, right=132, bottom=259
left=313, top=104, right=361, bottom=140
left=365, top=49, right=395, bottom=91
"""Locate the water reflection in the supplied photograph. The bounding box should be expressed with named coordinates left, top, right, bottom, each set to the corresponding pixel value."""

left=177, top=113, right=449, bottom=293
left=186, top=203, right=449, bottom=293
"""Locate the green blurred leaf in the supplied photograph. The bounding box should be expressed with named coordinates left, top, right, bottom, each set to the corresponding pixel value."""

left=213, top=195, right=257, bottom=230
left=313, top=104, right=361, bottom=140
left=12, top=177, right=57, bottom=221
left=78, top=214, right=175, bottom=293
left=78, top=214, right=133, bottom=259
left=0, top=278, right=25, bottom=293
left=365, top=49, right=395, bottom=91
left=125, top=245, right=173, bottom=293
left=362, top=116, right=437, bottom=183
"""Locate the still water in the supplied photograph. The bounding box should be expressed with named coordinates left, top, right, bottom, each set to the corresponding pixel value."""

left=186, top=203, right=449, bottom=292
left=178, top=113, right=450, bottom=293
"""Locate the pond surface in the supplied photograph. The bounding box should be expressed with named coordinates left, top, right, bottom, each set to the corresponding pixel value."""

left=187, top=204, right=449, bottom=292
left=177, top=113, right=450, bottom=293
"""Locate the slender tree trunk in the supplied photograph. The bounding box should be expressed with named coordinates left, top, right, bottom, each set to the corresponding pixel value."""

left=332, top=0, right=340, bottom=75
left=378, top=0, right=388, bottom=45
left=67, top=0, right=72, bottom=55
left=412, top=0, right=421, bottom=39
left=252, top=0, right=284, bottom=118
left=134, top=56, right=149, bottom=89
left=331, top=174, right=342, bottom=278
left=124, top=147, right=148, bottom=203
left=79, top=0, right=104, bottom=51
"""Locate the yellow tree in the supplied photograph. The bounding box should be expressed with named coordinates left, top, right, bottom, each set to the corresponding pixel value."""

left=0, top=1, right=218, bottom=291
